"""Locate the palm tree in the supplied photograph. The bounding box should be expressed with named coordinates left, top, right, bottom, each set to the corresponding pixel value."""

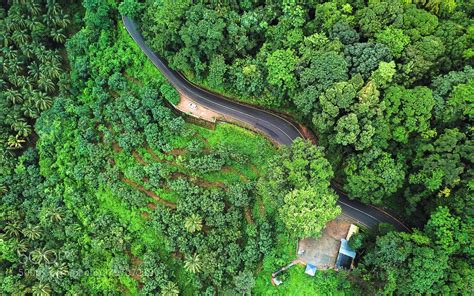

left=38, top=77, right=55, bottom=93
left=26, top=18, right=44, bottom=31
left=184, top=253, right=202, bottom=274
left=50, top=28, right=66, bottom=43
left=161, top=281, right=180, bottom=296
left=44, top=50, right=61, bottom=64
left=56, top=16, right=70, bottom=29
left=23, top=104, right=39, bottom=119
left=12, top=29, right=29, bottom=45
left=35, top=92, right=52, bottom=111
left=7, top=134, right=26, bottom=149
left=21, top=43, right=36, bottom=59
left=31, top=247, right=55, bottom=264
left=31, top=282, right=51, bottom=296
left=49, top=262, right=68, bottom=279
left=3, top=46, right=18, bottom=60
left=28, top=62, right=41, bottom=80
left=47, top=207, right=63, bottom=222
left=5, top=89, right=23, bottom=105
left=0, top=184, right=7, bottom=195
left=5, top=60, right=22, bottom=76
left=11, top=120, right=32, bottom=137
left=4, top=222, right=20, bottom=237
left=184, top=214, right=203, bottom=233
left=41, top=61, right=61, bottom=79
left=47, top=2, right=62, bottom=16
left=25, top=1, right=41, bottom=16
left=22, top=224, right=41, bottom=240
left=9, top=9, right=28, bottom=29
left=34, top=45, right=48, bottom=63
left=10, top=75, right=29, bottom=88
left=16, top=239, right=29, bottom=255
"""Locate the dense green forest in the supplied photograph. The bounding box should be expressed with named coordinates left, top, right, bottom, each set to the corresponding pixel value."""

left=1, top=0, right=473, bottom=295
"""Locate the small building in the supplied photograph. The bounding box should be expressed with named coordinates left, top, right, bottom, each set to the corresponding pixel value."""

left=335, top=239, right=356, bottom=270
left=272, top=277, right=283, bottom=286
left=305, top=264, right=317, bottom=276
left=346, top=224, right=359, bottom=240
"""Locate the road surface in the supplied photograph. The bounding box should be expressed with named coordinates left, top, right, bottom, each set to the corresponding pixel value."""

left=123, top=16, right=411, bottom=232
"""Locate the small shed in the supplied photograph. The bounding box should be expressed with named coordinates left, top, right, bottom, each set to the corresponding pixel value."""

left=305, top=264, right=317, bottom=276
left=272, top=277, right=283, bottom=286
left=335, top=239, right=356, bottom=269
left=346, top=224, right=359, bottom=240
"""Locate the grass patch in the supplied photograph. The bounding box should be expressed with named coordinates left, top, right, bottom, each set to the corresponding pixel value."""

left=255, top=265, right=358, bottom=296
left=254, top=219, right=361, bottom=295
left=96, top=187, right=164, bottom=251
left=193, top=123, right=277, bottom=184
left=117, top=21, right=164, bottom=88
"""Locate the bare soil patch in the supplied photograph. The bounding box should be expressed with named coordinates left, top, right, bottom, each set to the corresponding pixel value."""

left=244, top=207, right=254, bottom=224
left=112, top=143, right=122, bottom=152
left=132, top=150, right=147, bottom=165
left=297, top=215, right=352, bottom=270
left=121, top=177, right=176, bottom=209
left=168, top=148, right=186, bottom=156
left=175, top=93, right=223, bottom=122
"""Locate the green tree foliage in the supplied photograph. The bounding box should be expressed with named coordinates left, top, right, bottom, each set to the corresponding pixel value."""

left=295, top=51, right=348, bottom=115
left=0, top=1, right=69, bottom=149
left=344, top=149, right=405, bottom=205
left=407, top=128, right=472, bottom=212
left=361, top=206, right=472, bottom=295
left=362, top=230, right=447, bottom=294
left=266, top=49, right=298, bottom=93
left=259, top=139, right=340, bottom=237
left=118, top=0, right=143, bottom=18
left=370, top=61, right=396, bottom=89
left=345, top=43, right=392, bottom=79
left=207, top=54, right=227, bottom=89
left=384, top=85, right=435, bottom=143
left=375, top=27, right=411, bottom=58
left=2, top=1, right=473, bottom=294
left=408, top=0, right=457, bottom=16
left=431, top=66, right=474, bottom=125
left=280, top=186, right=341, bottom=238
left=233, top=270, right=256, bottom=296
left=400, top=35, right=445, bottom=83
left=329, top=21, right=360, bottom=45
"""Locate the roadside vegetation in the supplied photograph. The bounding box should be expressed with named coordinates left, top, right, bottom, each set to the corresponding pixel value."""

left=1, top=1, right=472, bottom=295
left=140, top=0, right=473, bottom=294
left=1, top=1, right=274, bottom=294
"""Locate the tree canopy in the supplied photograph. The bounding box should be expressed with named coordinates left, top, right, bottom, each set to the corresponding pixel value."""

left=1, top=0, right=473, bottom=295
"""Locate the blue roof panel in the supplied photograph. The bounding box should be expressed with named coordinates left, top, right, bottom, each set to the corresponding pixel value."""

left=339, top=239, right=356, bottom=258
left=305, top=264, right=317, bottom=276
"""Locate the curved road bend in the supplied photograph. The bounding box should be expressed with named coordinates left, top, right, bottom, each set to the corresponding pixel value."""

left=123, top=16, right=300, bottom=145
left=123, top=16, right=411, bottom=232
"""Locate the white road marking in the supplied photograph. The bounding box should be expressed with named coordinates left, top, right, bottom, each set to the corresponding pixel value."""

left=123, top=17, right=302, bottom=144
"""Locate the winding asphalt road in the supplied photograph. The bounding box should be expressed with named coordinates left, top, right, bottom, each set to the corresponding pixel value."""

left=123, top=16, right=411, bottom=232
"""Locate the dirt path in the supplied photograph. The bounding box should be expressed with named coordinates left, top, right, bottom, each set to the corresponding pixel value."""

left=113, top=143, right=122, bottom=152
left=176, top=92, right=222, bottom=122
left=244, top=207, right=254, bottom=224
left=132, top=150, right=147, bottom=165
left=121, top=177, right=176, bottom=209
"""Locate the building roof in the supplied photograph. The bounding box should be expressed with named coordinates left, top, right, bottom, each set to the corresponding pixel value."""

left=335, top=253, right=353, bottom=269
left=339, top=239, right=356, bottom=258
left=305, top=264, right=317, bottom=276
left=346, top=224, right=359, bottom=240
left=335, top=239, right=356, bottom=269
